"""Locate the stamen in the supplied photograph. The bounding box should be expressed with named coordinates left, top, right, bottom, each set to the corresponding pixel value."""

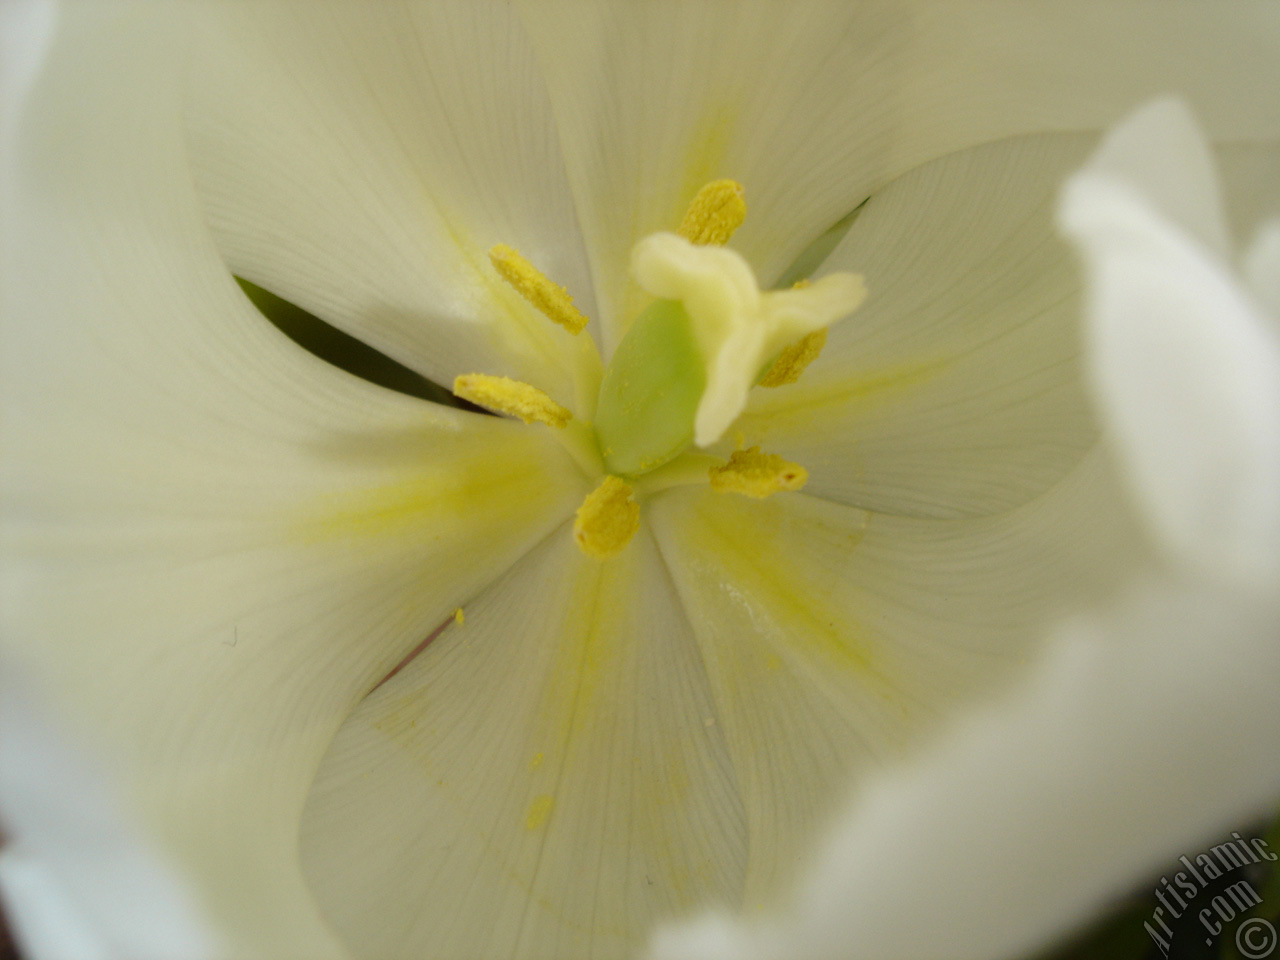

left=760, top=329, right=827, bottom=387
left=453, top=374, right=571, bottom=428
left=488, top=243, right=589, bottom=335
left=573, top=475, right=640, bottom=559
left=709, top=446, right=808, bottom=498
left=632, top=451, right=724, bottom=496
left=677, top=179, right=747, bottom=246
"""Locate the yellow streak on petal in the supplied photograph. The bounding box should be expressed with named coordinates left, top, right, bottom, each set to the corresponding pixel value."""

left=453, top=374, right=571, bottom=428
left=709, top=446, right=808, bottom=499
left=680, top=107, right=736, bottom=209
left=685, top=495, right=887, bottom=691
left=489, top=243, right=589, bottom=335
left=294, top=437, right=566, bottom=546
left=759, top=328, right=828, bottom=388
left=525, top=794, right=555, bottom=831
left=677, top=179, right=747, bottom=246
left=740, top=359, right=945, bottom=427
left=573, top=475, right=640, bottom=559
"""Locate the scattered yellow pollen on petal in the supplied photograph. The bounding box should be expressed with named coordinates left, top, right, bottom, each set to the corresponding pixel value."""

left=709, top=446, right=808, bottom=498
left=573, top=475, right=640, bottom=559
left=529, top=752, right=544, bottom=770
left=525, top=794, right=555, bottom=831
left=677, top=179, right=747, bottom=246
left=759, top=328, right=828, bottom=387
left=453, top=374, right=571, bottom=428
left=453, top=607, right=465, bottom=625
left=488, top=243, right=589, bottom=335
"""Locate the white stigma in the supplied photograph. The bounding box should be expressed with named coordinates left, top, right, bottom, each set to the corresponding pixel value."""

left=631, top=232, right=866, bottom=447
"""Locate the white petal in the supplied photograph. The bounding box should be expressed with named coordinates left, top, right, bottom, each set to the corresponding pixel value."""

left=186, top=1, right=600, bottom=412
left=0, top=854, right=111, bottom=960
left=518, top=0, right=1280, bottom=351
left=1244, top=221, right=1280, bottom=321
left=1059, top=103, right=1280, bottom=588
left=299, top=531, right=744, bottom=960
left=646, top=446, right=1143, bottom=906
left=2, top=7, right=586, bottom=956
left=737, top=133, right=1097, bottom=518
left=0, top=0, right=53, bottom=126
left=649, top=575, right=1280, bottom=960
left=1215, top=142, right=1280, bottom=255
left=0, top=665, right=217, bottom=960
left=1077, top=99, right=1232, bottom=256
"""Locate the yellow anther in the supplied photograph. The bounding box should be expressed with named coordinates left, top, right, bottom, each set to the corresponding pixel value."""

left=709, top=446, right=808, bottom=498
left=573, top=475, right=640, bottom=559
left=489, top=243, right=589, bottom=335
left=677, top=179, right=747, bottom=246
left=453, top=374, right=571, bottom=428
left=759, top=328, right=828, bottom=387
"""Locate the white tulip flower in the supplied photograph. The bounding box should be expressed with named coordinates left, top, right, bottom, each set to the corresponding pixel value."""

left=1, top=4, right=1278, bottom=960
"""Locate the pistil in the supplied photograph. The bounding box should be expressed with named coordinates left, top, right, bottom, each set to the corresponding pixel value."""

left=469, top=178, right=861, bottom=560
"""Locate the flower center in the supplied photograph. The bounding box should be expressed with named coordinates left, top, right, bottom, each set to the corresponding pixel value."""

left=453, top=180, right=866, bottom=559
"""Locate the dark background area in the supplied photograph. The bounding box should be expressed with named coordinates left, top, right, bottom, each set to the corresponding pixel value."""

left=1, top=901, right=18, bottom=960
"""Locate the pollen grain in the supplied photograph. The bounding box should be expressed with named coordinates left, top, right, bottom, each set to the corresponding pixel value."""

left=677, top=179, right=747, bottom=246
left=489, top=243, right=589, bottom=335
left=525, top=794, right=555, bottom=831
left=453, top=374, right=571, bottom=428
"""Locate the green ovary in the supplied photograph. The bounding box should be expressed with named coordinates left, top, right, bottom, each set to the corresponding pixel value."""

left=593, top=298, right=706, bottom=478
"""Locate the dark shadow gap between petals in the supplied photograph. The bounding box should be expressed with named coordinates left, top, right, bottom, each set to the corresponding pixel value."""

left=235, top=276, right=490, bottom=414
